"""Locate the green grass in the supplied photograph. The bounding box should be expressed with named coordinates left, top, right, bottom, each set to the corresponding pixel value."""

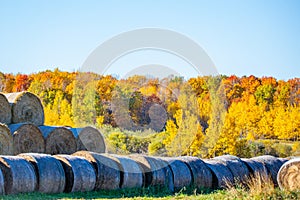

left=1, top=187, right=299, bottom=200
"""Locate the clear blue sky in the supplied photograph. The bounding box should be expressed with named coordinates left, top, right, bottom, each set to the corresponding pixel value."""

left=0, top=0, right=299, bottom=80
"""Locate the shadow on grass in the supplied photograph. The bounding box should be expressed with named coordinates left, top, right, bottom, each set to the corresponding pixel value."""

left=0, top=186, right=215, bottom=200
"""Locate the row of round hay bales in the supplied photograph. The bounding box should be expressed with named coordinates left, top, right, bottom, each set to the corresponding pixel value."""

left=0, top=123, right=106, bottom=155
left=0, top=152, right=148, bottom=195
left=203, top=155, right=288, bottom=189
left=71, top=153, right=286, bottom=192
left=0, top=153, right=289, bottom=195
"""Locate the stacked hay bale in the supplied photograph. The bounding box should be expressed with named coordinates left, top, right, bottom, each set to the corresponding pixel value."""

left=39, top=126, right=77, bottom=155
left=0, top=92, right=46, bottom=155
left=4, top=92, right=44, bottom=126
left=0, top=124, right=13, bottom=155
left=68, top=127, right=106, bottom=153
left=0, top=93, right=11, bottom=124
left=0, top=92, right=106, bottom=155
left=9, top=123, right=45, bottom=155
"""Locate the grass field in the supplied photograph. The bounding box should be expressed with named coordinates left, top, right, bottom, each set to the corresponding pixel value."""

left=1, top=186, right=299, bottom=200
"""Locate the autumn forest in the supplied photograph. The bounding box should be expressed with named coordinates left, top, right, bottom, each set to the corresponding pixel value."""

left=1, top=69, right=300, bottom=158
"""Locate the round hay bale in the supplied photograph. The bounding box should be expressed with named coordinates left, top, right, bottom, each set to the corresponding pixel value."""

left=9, top=123, right=45, bottom=155
left=0, top=123, right=13, bottom=155
left=5, top=92, right=44, bottom=126
left=39, top=126, right=76, bottom=155
left=54, top=155, right=96, bottom=193
left=19, top=153, right=65, bottom=194
left=0, top=93, right=11, bottom=124
left=69, top=126, right=106, bottom=153
left=178, top=156, right=213, bottom=189
left=108, top=154, right=144, bottom=189
left=277, top=157, right=300, bottom=191
left=251, top=155, right=285, bottom=186
left=213, top=155, right=250, bottom=185
left=0, top=155, right=37, bottom=194
left=129, top=154, right=169, bottom=188
left=241, top=158, right=268, bottom=180
left=73, top=151, right=120, bottom=190
left=157, top=157, right=174, bottom=193
left=203, top=159, right=234, bottom=189
left=159, top=157, right=192, bottom=192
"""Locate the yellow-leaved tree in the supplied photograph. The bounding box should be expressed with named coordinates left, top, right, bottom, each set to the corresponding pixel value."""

left=163, top=82, right=204, bottom=156
left=274, top=105, right=300, bottom=140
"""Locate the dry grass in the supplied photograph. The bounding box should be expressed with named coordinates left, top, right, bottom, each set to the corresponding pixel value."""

left=223, top=172, right=299, bottom=200
left=246, top=172, right=275, bottom=197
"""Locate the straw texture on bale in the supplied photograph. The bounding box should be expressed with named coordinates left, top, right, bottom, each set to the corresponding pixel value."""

left=0, top=93, right=11, bottom=124
left=9, top=123, right=45, bottom=155
left=213, top=155, right=250, bottom=185
left=251, top=155, right=286, bottom=186
left=73, top=151, right=120, bottom=190
left=54, top=155, right=96, bottom=193
left=108, top=154, right=144, bottom=189
left=204, top=159, right=234, bottom=189
left=19, top=153, right=65, bottom=194
left=241, top=158, right=268, bottom=179
left=160, top=157, right=192, bottom=192
left=277, top=157, right=300, bottom=191
left=0, top=124, right=13, bottom=155
left=179, top=156, right=213, bottom=189
left=69, top=127, right=106, bottom=153
left=5, top=92, right=44, bottom=126
left=158, top=158, right=174, bottom=192
left=129, top=154, right=170, bottom=188
left=0, top=156, right=37, bottom=194
left=39, top=126, right=76, bottom=155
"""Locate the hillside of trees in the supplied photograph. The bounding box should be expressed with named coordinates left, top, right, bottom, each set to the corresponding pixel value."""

left=1, top=69, right=300, bottom=158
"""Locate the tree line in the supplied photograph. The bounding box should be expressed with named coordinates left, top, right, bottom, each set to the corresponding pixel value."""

left=0, top=69, right=299, bottom=158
